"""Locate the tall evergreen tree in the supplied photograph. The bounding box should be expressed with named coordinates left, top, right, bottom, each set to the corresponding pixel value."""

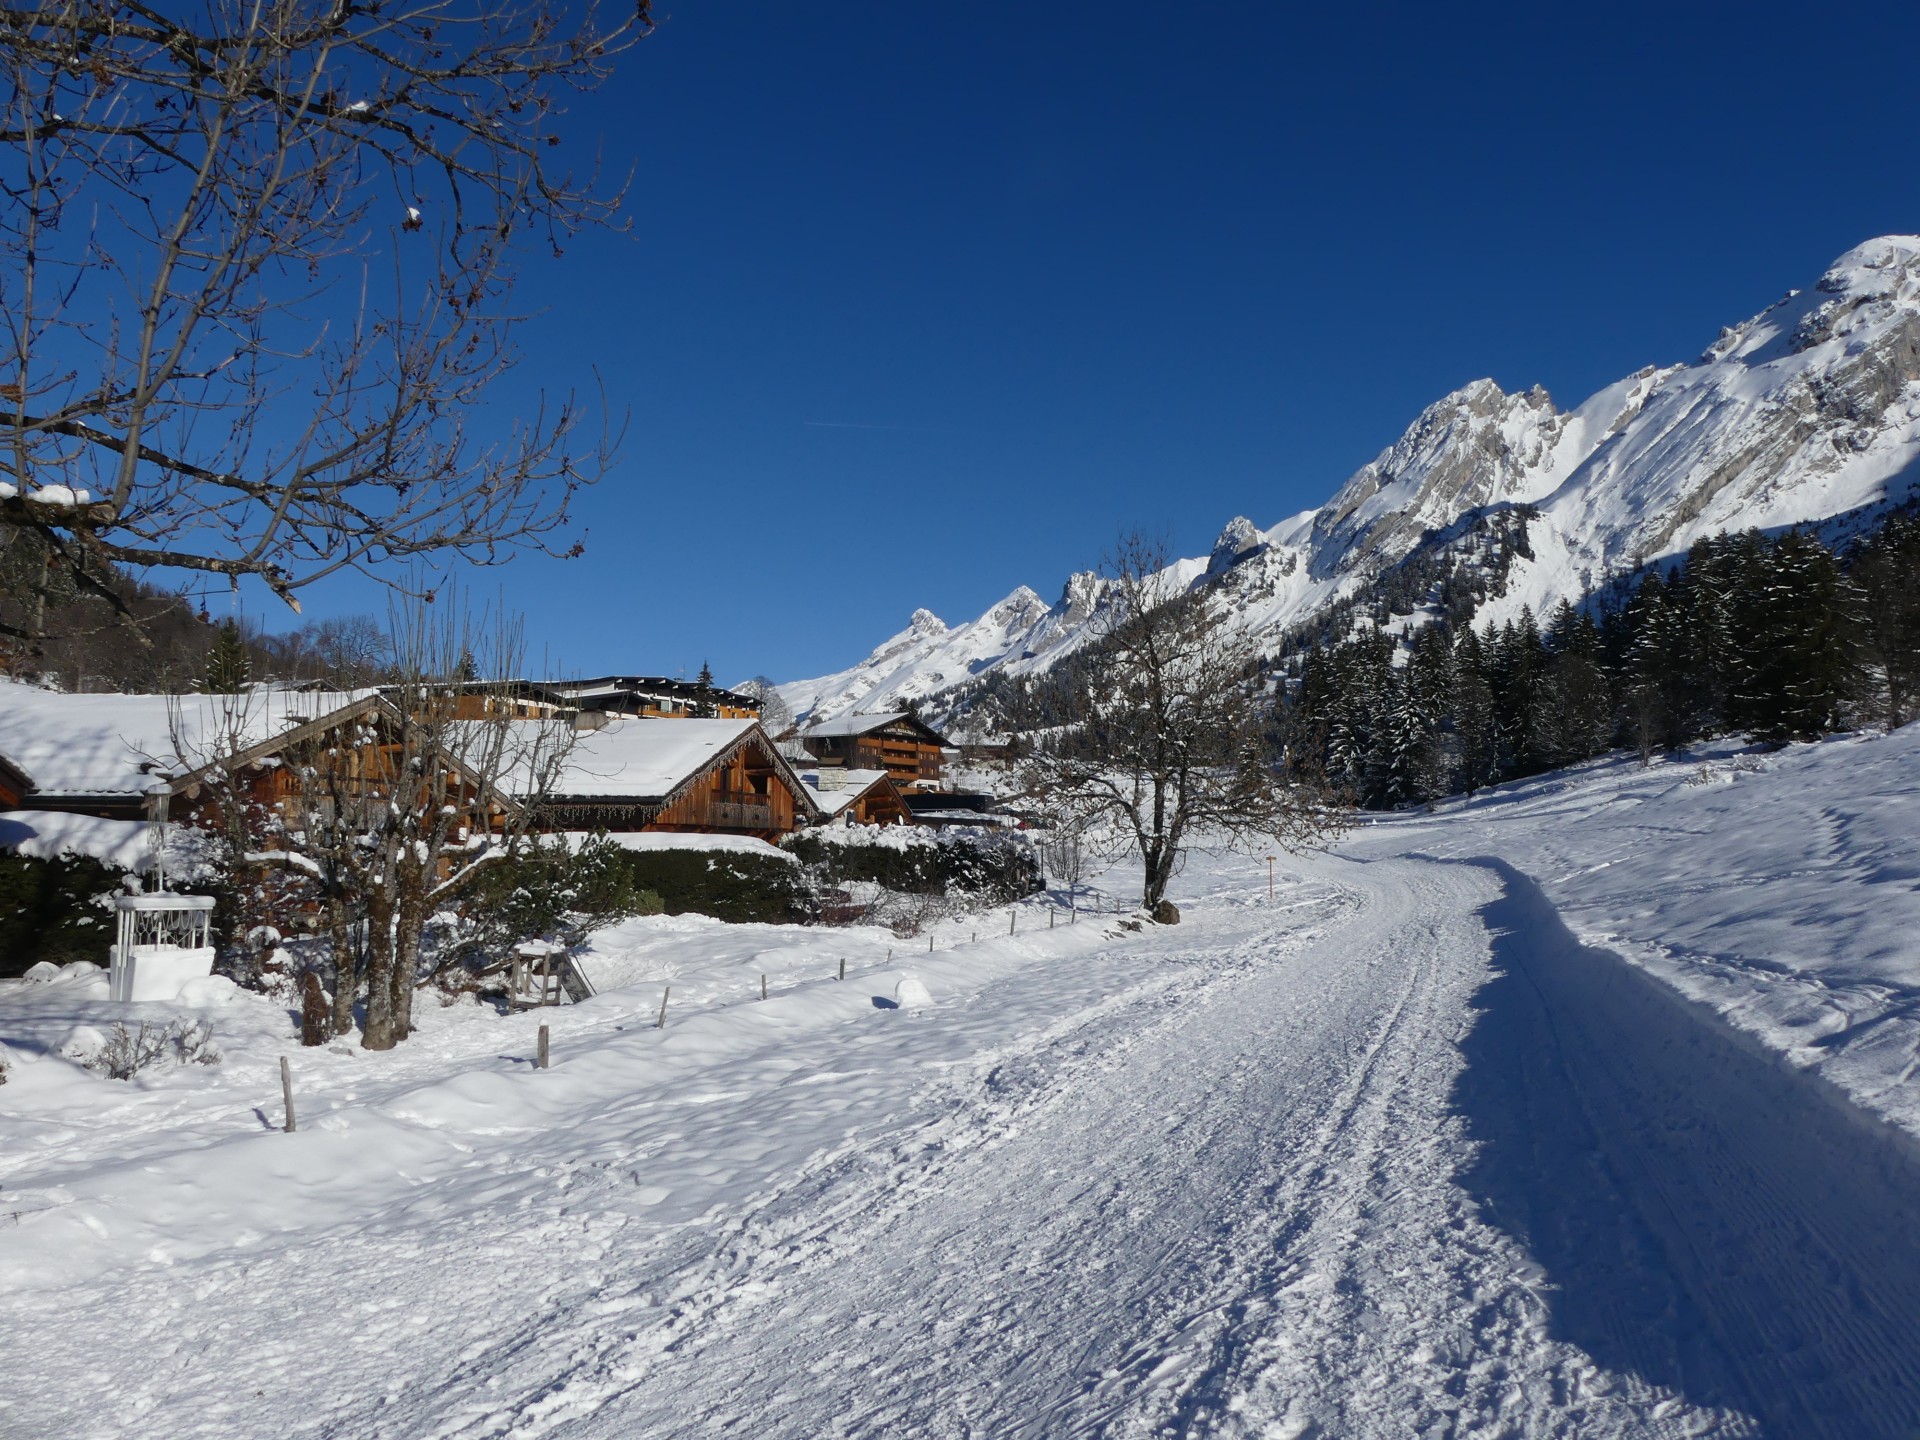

left=1729, top=531, right=1866, bottom=741
left=1853, top=514, right=1920, bottom=730
left=204, top=618, right=251, bottom=694
left=1450, top=627, right=1499, bottom=794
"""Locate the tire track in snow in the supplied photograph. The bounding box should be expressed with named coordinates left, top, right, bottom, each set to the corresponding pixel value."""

left=364, top=888, right=1360, bottom=1440
left=456, top=860, right=1734, bottom=1440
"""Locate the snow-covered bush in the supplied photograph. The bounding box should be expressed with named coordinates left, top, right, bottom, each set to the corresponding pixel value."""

left=85, top=1022, right=171, bottom=1080
left=172, top=1019, right=221, bottom=1066
left=79, top=1020, right=222, bottom=1080
left=448, top=831, right=664, bottom=971
left=784, top=825, right=1042, bottom=912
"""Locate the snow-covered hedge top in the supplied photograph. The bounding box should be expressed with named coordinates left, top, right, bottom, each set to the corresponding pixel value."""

left=0, top=810, right=153, bottom=869
left=560, top=830, right=799, bottom=864
left=789, top=821, right=946, bottom=852
left=0, top=808, right=223, bottom=882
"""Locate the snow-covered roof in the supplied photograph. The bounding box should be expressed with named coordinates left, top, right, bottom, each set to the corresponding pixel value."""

left=802, top=711, right=907, bottom=738
left=799, top=767, right=893, bottom=819
left=0, top=681, right=378, bottom=800
left=801, top=711, right=951, bottom=741
left=518, top=717, right=760, bottom=801
left=0, top=808, right=155, bottom=868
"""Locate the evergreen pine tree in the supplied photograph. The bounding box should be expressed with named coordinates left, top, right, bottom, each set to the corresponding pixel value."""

left=204, top=618, right=251, bottom=693
left=1853, top=514, right=1920, bottom=729
left=1450, top=627, right=1499, bottom=794
left=1729, top=531, right=1867, bottom=742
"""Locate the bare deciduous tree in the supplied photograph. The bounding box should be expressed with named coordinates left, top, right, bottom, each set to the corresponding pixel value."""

left=1035, top=821, right=1089, bottom=914
left=0, top=0, right=647, bottom=642
left=175, top=595, right=575, bottom=1048
left=1013, top=533, right=1340, bottom=916
left=735, top=676, right=795, bottom=738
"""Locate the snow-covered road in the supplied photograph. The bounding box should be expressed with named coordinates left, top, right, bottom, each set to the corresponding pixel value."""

left=6, top=844, right=1919, bottom=1438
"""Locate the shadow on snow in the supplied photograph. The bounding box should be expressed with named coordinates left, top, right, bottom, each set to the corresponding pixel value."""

left=1449, top=856, right=1920, bottom=1440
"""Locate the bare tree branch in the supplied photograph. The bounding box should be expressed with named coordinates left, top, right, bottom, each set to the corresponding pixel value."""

left=0, top=0, right=646, bottom=642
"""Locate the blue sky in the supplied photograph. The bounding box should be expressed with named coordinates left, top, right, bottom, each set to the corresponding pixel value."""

left=291, top=1, right=1920, bottom=683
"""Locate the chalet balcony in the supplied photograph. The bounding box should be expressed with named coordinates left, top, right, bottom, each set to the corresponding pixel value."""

left=709, top=791, right=775, bottom=830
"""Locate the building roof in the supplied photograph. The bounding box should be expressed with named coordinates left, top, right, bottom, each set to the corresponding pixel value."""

left=801, top=711, right=949, bottom=744
left=497, top=718, right=817, bottom=820
left=492, top=716, right=752, bottom=801
left=799, top=767, right=895, bottom=819
left=0, top=680, right=378, bottom=800
left=544, top=675, right=760, bottom=709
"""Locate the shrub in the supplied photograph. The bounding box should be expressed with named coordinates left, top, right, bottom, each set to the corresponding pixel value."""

left=450, top=831, right=663, bottom=968
left=79, top=1020, right=223, bottom=1080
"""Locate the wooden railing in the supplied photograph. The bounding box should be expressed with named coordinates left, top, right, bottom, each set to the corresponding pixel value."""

left=709, top=792, right=775, bottom=829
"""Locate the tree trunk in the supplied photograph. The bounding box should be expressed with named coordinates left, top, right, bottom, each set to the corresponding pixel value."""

left=326, top=896, right=357, bottom=1040
left=1140, top=839, right=1177, bottom=912
left=361, top=890, right=398, bottom=1051
left=390, top=893, right=427, bottom=1045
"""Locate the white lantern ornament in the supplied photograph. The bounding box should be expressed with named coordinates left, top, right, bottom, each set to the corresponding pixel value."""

left=107, top=774, right=217, bottom=1002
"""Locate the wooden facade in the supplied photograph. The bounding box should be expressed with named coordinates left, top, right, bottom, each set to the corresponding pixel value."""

left=0, top=754, right=29, bottom=810
left=547, top=676, right=762, bottom=722
left=536, top=724, right=818, bottom=841
left=801, top=713, right=950, bottom=788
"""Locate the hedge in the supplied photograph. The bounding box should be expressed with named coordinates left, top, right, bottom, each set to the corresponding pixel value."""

left=610, top=847, right=816, bottom=925
left=0, top=852, right=127, bottom=978
left=783, top=827, right=1042, bottom=906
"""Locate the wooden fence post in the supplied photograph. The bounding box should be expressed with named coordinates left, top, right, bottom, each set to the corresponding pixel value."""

left=537, top=1024, right=550, bottom=1070
left=280, top=1056, right=296, bottom=1133
left=838, top=956, right=846, bottom=981
left=1009, top=911, right=1016, bottom=935
left=656, top=986, right=671, bottom=1029
left=761, top=973, right=768, bottom=1001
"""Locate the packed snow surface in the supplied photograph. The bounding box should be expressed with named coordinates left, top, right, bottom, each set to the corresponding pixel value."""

left=4, top=730, right=1920, bottom=1436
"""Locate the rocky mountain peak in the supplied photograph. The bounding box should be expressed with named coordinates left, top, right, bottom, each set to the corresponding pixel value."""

left=1208, top=517, right=1264, bottom=575
left=779, top=237, right=1920, bottom=730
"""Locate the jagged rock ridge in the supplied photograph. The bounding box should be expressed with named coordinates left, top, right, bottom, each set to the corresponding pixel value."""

left=776, top=237, right=1920, bottom=728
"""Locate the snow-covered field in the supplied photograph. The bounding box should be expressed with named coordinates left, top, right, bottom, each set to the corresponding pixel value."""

left=4, top=728, right=1919, bottom=1437
left=1371, top=724, right=1920, bottom=1147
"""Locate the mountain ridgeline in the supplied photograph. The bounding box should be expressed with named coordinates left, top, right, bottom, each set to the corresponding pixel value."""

left=778, top=237, right=1920, bottom=735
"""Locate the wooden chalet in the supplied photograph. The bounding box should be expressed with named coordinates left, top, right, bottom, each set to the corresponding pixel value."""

left=0, top=682, right=389, bottom=822
left=799, top=712, right=951, bottom=789
left=524, top=718, right=819, bottom=840
left=543, top=675, right=762, bottom=722
left=800, top=767, right=914, bottom=827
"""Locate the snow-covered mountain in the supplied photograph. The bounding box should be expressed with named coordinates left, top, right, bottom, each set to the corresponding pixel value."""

left=780, top=236, right=1920, bottom=727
